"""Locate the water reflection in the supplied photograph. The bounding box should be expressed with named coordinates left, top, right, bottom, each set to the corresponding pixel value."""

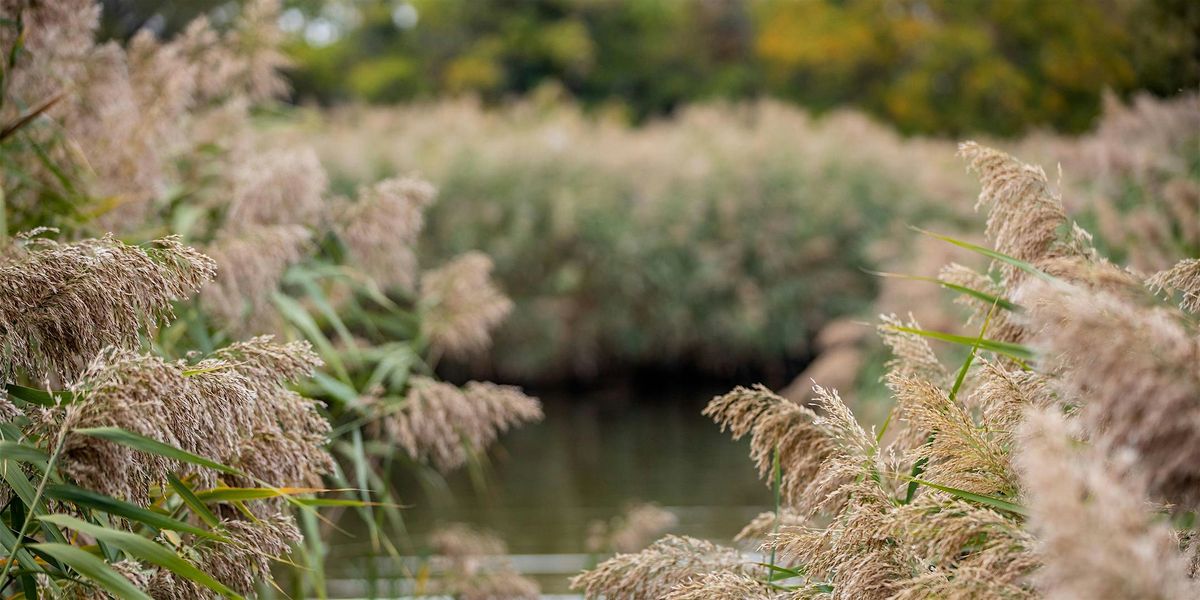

left=328, top=384, right=771, bottom=595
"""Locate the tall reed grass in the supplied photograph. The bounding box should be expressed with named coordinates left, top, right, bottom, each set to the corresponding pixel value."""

left=572, top=142, right=1200, bottom=599
left=0, top=1, right=541, bottom=597
left=277, top=90, right=1197, bottom=387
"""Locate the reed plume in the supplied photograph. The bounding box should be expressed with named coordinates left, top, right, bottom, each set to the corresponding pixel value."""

left=0, top=388, right=20, bottom=421
left=664, top=572, right=780, bottom=600
left=734, top=509, right=806, bottom=544
left=886, top=496, right=1036, bottom=599
left=43, top=336, right=327, bottom=505
left=586, top=502, right=678, bottom=553
left=419, top=252, right=514, bottom=359
left=388, top=377, right=542, bottom=472
left=200, top=225, right=312, bottom=332
left=428, top=524, right=540, bottom=600
left=1019, top=277, right=1200, bottom=509
left=702, top=384, right=835, bottom=511
left=147, top=512, right=302, bottom=598
left=578, top=141, right=1200, bottom=600
left=958, top=141, right=1070, bottom=285
left=336, top=176, right=437, bottom=292
left=1148, top=258, right=1200, bottom=314
left=225, top=147, right=328, bottom=231
left=1017, top=410, right=1197, bottom=599
left=891, top=374, right=1015, bottom=496
left=0, top=235, right=215, bottom=382
left=570, top=535, right=751, bottom=600
left=878, top=314, right=947, bottom=386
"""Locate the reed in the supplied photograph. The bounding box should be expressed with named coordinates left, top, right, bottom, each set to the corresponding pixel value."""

left=573, top=143, right=1200, bottom=599
left=0, top=1, right=541, bottom=597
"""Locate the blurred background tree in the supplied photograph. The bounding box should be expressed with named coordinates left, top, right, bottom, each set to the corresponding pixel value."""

left=96, top=0, right=1197, bottom=136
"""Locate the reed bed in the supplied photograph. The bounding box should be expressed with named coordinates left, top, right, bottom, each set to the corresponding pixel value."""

left=0, top=1, right=541, bottom=597
left=572, top=142, right=1200, bottom=599
left=273, top=96, right=974, bottom=382
left=275, top=90, right=1197, bottom=387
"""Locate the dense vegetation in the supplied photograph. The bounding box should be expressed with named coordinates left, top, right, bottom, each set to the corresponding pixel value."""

left=572, top=141, right=1200, bottom=600
left=2, top=0, right=1197, bottom=598
left=0, top=1, right=541, bottom=597
left=275, top=0, right=1199, bottom=136
left=276, top=92, right=1198, bottom=385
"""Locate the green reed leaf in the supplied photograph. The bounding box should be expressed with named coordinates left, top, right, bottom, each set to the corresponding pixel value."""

left=28, top=543, right=152, bottom=600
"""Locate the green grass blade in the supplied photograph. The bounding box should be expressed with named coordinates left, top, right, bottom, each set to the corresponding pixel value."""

left=43, top=484, right=225, bottom=542
left=73, top=427, right=243, bottom=476
left=0, top=516, right=44, bottom=574
left=193, top=487, right=325, bottom=503
left=908, top=478, right=1028, bottom=517
left=4, top=383, right=73, bottom=407
left=273, top=292, right=351, bottom=382
left=0, top=441, right=49, bottom=468
left=867, top=271, right=1021, bottom=312
left=167, top=474, right=221, bottom=528
left=28, top=543, right=153, bottom=600
left=883, top=324, right=1034, bottom=362
left=38, top=514, right=243, bottom=599
left=915, top=228, right=1055, bottom=282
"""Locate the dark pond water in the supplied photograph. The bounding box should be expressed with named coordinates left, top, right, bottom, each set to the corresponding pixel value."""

left=325, top=383, right=771, bottom=596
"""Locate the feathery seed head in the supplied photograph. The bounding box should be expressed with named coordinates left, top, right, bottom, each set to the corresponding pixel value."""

left=1148, top=258, right=1200, bottom=314
left=586, top=502, right=679, bottom=553
left=419, top=252, right=514, bottom=359
left=336, top=176, right=437, bottom=292
left=570, top=535, right=751, bottom=600
left=0, top=235, right=215, bottom=382
left=1017, top=410, right=1197, bottom=599
left=46, top=337, right=328, bottom=505
left=225, top=147, right=328, bottom=231
left=703, top=385, right=835, bottom=511
left=201, top=225, right=312, bottom=333
left=664, top=572, right=780, bottom=600
left=389, top=377, right=542, bottom=472
left=958, top=142, right=1071, bottom=285
left=1019, top=278, right=1200, bottom=508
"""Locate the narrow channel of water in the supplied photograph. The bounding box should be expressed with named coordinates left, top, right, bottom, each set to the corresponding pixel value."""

left=326, top=383, right=772, bottom=596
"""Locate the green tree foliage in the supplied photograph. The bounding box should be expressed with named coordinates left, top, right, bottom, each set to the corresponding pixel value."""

left=274, top=0, right=1196, bottom=136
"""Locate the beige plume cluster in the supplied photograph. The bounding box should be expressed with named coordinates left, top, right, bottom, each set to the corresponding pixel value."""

left=570, top=535, right=756, bottom=600
left=574, top=142, right=1200, bottom=599
left=1, top=0, right=290, bottom=226
left=427, top=524, right=540, bottom=600
left=336, top=176, right=437, bottom=292
left=0, top=235, right=215, bottom=382
left=387, top=377, right=543, bottom=472
left=586, top=503, right=679, bottom=554
left=419, top=252, right=515, bottom=359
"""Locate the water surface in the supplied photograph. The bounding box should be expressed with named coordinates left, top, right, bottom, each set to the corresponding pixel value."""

left=327, top=384, right=771, bottom=596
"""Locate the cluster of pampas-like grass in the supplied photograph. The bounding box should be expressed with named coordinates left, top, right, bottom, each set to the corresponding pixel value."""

left=0, top=1, right=542, bottom=597
left=573, top=142, right=1200, bottom=599
left=275, top=90, right=1196, bottom=387
left=272, top=96, right=972, bottom=382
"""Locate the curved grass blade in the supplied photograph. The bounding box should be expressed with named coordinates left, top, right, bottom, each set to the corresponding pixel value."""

left=0, top=516, right=44, bottom=575
left=907, top=478, right=1028, bottom=517
left=0, top=441, right=49, bottom=467
left=73, top=427, right=243, bottom=476
left=44, top=484, right=225, bottom=542
left=193, top=486, right=326, bottom=503
left=882, top=324, right=1034, bottom=362
left=914, top=228, right=1056, bottom=282
left=273, top=292, right=351, bottom=382
left=866, top=270, right=1021, bottom=312
left=28, top=543, right=153, bottom=600
left=4, top=383, right=74, bottom=407
left=167, top=474, right=220, bottom=528
left=39, top=514, right=243, bottom=599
